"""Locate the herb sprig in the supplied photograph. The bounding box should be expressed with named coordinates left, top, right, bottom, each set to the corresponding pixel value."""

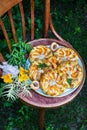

left=67, top=78, right=72, bottom=85
left=6, top=42, right=32, bottom=67
left=37, top=63, right=47, bottom=69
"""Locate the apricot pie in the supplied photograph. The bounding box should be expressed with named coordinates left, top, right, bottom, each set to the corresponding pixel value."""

left=29, top=45, right=52, bottom=63
left=28, top=43, right=83, bottom=97
left=40, top=69, right=65, bottom=96
left=39, top=61, right=83, bottom=96
left=57, top=61, right=83, bottom=88
left=54, top=47, right=79, bottom=64
left=28, top=62, right=49, bottom=81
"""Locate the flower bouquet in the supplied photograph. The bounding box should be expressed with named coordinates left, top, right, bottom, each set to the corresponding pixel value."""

left=0, top=42, right=38, bottom=100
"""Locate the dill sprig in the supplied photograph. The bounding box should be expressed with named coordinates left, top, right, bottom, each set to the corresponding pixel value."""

left=2, top=76, right=32, bottom=101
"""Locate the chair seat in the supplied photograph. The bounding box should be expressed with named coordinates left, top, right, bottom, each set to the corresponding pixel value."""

left=18, top=84, right=84, bottom=108
left=18, top=38, right=86, bottom=109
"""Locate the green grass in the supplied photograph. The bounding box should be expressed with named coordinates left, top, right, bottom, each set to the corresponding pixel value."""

left=0, top=0, right=87, bottom=130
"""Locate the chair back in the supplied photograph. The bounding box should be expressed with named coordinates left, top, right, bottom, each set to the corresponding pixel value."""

left=0, top=0, right=68, bottom=54
left=0, top=0, right=27, bottom=53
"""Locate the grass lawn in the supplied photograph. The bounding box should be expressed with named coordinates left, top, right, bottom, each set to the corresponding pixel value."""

left=0, top=0, right=87, bottom=130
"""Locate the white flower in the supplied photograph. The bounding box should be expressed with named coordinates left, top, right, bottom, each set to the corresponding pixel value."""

left=0, top=62, right=19, bottom=76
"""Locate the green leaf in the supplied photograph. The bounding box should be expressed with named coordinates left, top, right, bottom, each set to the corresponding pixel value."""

left=25, top=44, right=32, bottom=53
left=67, top=78, right=72, bottom=85
left=7, top=41, right=29, bottom=67
left=0, top=86, right=4, bottom=97
left=38, top=63, right=47, bottom=69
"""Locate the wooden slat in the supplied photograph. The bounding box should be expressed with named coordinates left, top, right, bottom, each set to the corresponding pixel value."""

left=30, top=0, right=34, bottom=40
left=0, top=69, right=2, bottom=76
left=8, top=10, right=17, bottom=43
left=49, top=16, right=73, bottom=48
left=19, top=2, right=26, bottom=41
left=0, top=18, right=12, bottom=53
left=0, top=53, right=5, bottom=76
left=49, top=15, right=64, bottom=41
left=0, top=0, right=22, bottom=17
left=0, top=53, right=5, bottom=62
left=43, top=0, right=50, bottom=37
left=39, top=109, right=45, bottom=130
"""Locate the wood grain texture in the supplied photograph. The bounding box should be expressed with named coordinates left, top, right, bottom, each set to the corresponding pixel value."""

left=50, top=15, right=64, bottom=41
left=0, top=0, right=25, bottom=52
left=0, top=53, right=5, bottom=62
left=30, top=0, right=34, bottom=40
left=0, top=0, right=22, bottom=17
left=18, top=38, right=86, bottom=109
left=18, top=79, right=85, bottom=108
left=39, top=109, right=45, bottom=130
left=0, top=18, right=12, bottom=53
left=43, top=0, right=50, bottom=37
left=8, top=10, right=17, bottom=43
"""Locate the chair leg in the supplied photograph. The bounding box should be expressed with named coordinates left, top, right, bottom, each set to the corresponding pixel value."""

left=39, top=108, right=45, bottom=130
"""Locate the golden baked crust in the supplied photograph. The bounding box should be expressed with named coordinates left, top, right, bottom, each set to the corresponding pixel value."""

left=46, top=56, right=58, bottom=69
left=29, top=45, right=52, bottom=63
left=28, top=44, right=83, bottom=97
left=39, top=56, right=58, bottom=69
left=28, top=62, right=49, bottom=81
left=57, top=61, right=83, bottom=88
left=29, top=63, right=39, bottom=81
left=40, top=69, right=65, bottom=96
left=40, top=61, right=83, bottom=96
left=54, top=47, right=79, bottom=64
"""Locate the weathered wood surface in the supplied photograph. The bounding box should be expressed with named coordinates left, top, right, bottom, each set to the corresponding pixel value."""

left=43, top=0, right=50, bottom=37
left=0, top=0, right=25, bottom=53
left=0, top=18, right=12, bottom=53
left=0, top=0, right=22, bottom=17
left=30, top=0, right=34, bottom=40
left=8, top=10, right=17, bottom=43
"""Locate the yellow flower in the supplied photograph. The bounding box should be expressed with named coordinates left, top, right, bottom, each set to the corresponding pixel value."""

left=19, top=67, right=29, bottom=82
left=1, top=74, right=12, bottom=83
left=19, top=66, right=28, bottom=75
left=19, top=74, right=29, bottom=82
left=18, top=66, right=29, bottom=82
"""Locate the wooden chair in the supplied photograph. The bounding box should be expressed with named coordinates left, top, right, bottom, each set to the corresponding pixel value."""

left=0, top=0, right=86, bottom=130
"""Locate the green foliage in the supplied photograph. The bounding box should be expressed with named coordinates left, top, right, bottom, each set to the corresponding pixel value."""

left=67, top=78, right=72, bottom=85
left=3, top=103, right=39, bottom=130
left=58, top=0, right=75, bottom=2
left=6, top=41, right=32, bottom=67
left=0, top=39, right=10, bottom=55
left=12, top=5, right=22, bottom=40
left=38, top=63, right=48, bottom=69
left=0, top=83, right=5, bottom=97
left=46, top=126, right=54, bottom=130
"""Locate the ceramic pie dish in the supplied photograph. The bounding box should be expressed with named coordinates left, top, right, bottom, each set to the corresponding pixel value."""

left=27, top=38, right=85, bottom=97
